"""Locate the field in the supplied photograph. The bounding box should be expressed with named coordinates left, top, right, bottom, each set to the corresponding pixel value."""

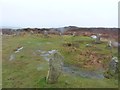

left=0, top=35, right=2, bottom=89
left=2, top=33, right=118, bottom=88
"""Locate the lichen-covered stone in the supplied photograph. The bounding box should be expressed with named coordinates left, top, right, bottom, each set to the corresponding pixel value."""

left=46, top=51, right=63, bottom=84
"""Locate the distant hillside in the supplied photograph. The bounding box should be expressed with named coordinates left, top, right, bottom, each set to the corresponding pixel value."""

left=2, top=26, right=118, bottom=41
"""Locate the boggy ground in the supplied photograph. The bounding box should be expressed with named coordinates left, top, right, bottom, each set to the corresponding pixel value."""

left=2, top=34, right=118, bottom=88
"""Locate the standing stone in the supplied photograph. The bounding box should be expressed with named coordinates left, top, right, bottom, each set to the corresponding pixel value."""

left=0, top=32, right=2, bottom=36
left=107, top=41, right=112, bottom=49
left=95, top=34, right=101, bottom=43
left=109, top=57, right=118, bottom=74
left=73, top=32, right=76, bottom=37
left=104, top=57, right=119, bottom=79
left=46, top=51, right=63, bottom=84
left=111, top=41, right=119, bottom=48
left=13, top=31, right=20, bottom=36
left=30, top=30, right=34, bottom=35
left=59, top=32, right=62, bottom=36
left=44, top=30, right=48, bottom=37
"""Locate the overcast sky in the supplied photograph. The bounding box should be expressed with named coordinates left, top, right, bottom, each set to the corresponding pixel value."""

left=0, top=0, right=119, bottom=28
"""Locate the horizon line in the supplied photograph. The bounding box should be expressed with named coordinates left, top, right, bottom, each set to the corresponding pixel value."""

left=0, top=26, right=118, bottom=29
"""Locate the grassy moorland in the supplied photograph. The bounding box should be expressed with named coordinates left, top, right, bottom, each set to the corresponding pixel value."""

left=0, top=35, right=2, bottom=89
left=2, top=34, right=118, bottom=88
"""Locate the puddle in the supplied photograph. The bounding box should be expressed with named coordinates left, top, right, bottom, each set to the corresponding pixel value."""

left=63, top=64, right=104, bottom=79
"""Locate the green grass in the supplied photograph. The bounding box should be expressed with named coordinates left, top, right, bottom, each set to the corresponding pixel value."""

left=0, top=36, right=2, bottom=89
left=2, top=34, right=118, bottom=88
